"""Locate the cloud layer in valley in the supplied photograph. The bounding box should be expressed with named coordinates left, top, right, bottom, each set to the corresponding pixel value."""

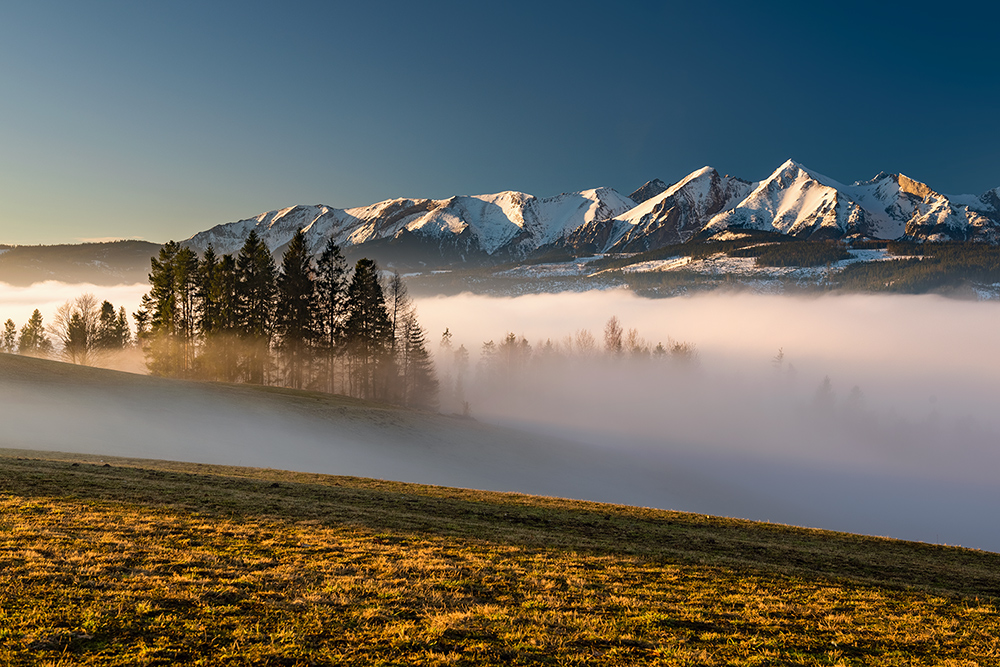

left=3, top=284, right=1000, bottom=552
left=415, top=290, right=1000, bottom=551
left=0, top=281, right=148, bottom=333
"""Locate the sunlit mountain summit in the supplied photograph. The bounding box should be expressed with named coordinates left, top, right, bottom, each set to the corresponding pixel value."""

left=183, top=160, right=1000, bottom=266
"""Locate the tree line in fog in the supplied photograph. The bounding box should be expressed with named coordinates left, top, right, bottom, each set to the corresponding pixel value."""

left=135, top=230, right=438, bottom=409
left=435, top=315, right=699, bottom=415
left=1, top=230, right=439, bottom=411
left=3, top=232, right=701, bottom=417
left=2, top=297, right=130, bottom=363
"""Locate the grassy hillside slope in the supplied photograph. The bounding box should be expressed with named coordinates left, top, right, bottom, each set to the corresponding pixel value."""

left=2, top=464, right=1000, bottom=664
left=1, top=355, right=999, bottom=664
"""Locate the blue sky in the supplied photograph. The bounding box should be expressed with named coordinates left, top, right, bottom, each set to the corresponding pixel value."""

left=2, top=1, right=998, bottom=244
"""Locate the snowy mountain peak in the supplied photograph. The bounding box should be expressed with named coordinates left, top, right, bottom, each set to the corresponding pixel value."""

left=628, top=178, right=668, bottom=204
left=183, top=161, right=1000, bottom=268
left=184, top=186, right=635, bottom=263
left=979, top=187, right=1000, bottom=213
left=896, top=174, right=937, bottom=201
left=561, top=166, right=755, bottom=253
left=853, top=171, right=897, bottom=187
left=776, top=157, right=803, bottom=172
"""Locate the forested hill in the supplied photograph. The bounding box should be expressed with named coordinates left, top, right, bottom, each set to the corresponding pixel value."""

left=0, top=240, right=161, bottom=285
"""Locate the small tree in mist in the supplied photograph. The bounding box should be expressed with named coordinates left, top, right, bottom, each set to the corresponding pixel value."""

left=93, top=301, right=130, bottom=351
left=64, top=312, right=89, bottom=364
left=438, top=328, right=454, bottom=407
left=479, top=340, right=497, bottom=379
left=668, top=338, right=699, bottom=366
left=625, top=328, right=651, bottom=359
left=385, top=271, right=412, bottom=355
left=383, top=270, right=414, bottom=402
left=398, top=309, right=438, bottom=410
left=604, top=316, right=623, bottom=358
left=453, top=343, right=469, bottom=414
left=50, top=293, right=101, bottom=365
left=497, top=333, right=531, bottom=380
left=536, top=338, right=563, bottom=366
left=845, top=385, right=865, bottom=412
left=133, top=294, right=151, bottom=340
left=814, top=375, right=835, bottom=409
left=2, top=319, right=15, bottom=353
left=574, top=329, right=597, bottom=357
left=18, top=310, right=52, bottom=357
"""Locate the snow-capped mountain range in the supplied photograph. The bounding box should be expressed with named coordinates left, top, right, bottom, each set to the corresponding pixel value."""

left=183, top=160, right=1000, bottom=265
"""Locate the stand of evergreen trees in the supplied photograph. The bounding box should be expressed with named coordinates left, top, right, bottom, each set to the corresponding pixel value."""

left=1, top=310, right=52, bottom=357
left=136, top=230, right=438, bottom=410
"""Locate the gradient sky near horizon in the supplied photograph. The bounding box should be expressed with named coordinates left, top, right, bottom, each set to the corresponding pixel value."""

left=2, top=1, right=998, bottom=245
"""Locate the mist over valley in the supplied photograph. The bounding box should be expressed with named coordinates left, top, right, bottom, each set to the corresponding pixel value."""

left=2, top=285, right=998, bottom=551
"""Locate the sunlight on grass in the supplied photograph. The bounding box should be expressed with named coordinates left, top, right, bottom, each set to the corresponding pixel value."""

left=1, top=451, right=998, bottom=665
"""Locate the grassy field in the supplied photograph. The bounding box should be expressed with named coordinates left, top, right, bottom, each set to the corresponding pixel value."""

left=1, top=448, right=999, bottom=666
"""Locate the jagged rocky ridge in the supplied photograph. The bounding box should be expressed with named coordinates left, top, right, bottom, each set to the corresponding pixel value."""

left=184, top=189, right=637, bottom=265
left=183, top=160, right=1000, bottom=266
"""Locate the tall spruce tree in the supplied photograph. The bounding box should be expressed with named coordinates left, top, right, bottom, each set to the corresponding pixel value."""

left=195, top=245, right=224, bottom=380
left=116, top=307, right=131, bottom=348
left=235, top=230, right=277, bottom=384
left=17, top=310, right=51, bottom=357
left=94, top=301, right=114, bottom=350
left=2, top=319, right=15, bottom=353
left=275, top=229, right=318, bottom=389
left=213, top=254, right=240, bottom=381
left=174, top=246, right=200, bottom=372
left=93, top=300, right=128, bottom=351
left=386, top=271, right=412, bottom=355
left=197, top=244, right=221, bottom=337
left=316, top=239, right=348, bottom=393
left=144, top=241, right=182, bottom=375
left=65, top=313, right=89, bottom=364
left=399, top=309, right=438, bottom=410
left=384, top=271, right=413, bottom=402
left=342, top=258, right=392, bottom=400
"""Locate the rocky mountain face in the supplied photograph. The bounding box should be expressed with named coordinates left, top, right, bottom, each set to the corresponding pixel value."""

left=698, top=161, right=1000, bottom=244
left=184, top=189, right=637, bottom=267
left=559, top=160, right=1000, bottom=254
left=563, top=167, right=754, bottom=254
left=182, top=161, right=1000, bottom=267
left=628, top=179, right=669, bottom=204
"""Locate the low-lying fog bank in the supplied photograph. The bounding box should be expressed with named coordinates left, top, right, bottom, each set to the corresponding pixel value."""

left=414, top=290, right=1000, bottom=552
left=3, top=287, right=1000, bottom=553
left=0, top=281, right=148, bottom=330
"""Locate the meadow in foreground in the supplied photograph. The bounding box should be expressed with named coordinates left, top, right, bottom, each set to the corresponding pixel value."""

left=1, top=450, right=998, bottom=666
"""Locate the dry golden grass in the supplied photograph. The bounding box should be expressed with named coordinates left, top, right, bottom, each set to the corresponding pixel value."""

left=1, top=450, right=999, bottom=666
